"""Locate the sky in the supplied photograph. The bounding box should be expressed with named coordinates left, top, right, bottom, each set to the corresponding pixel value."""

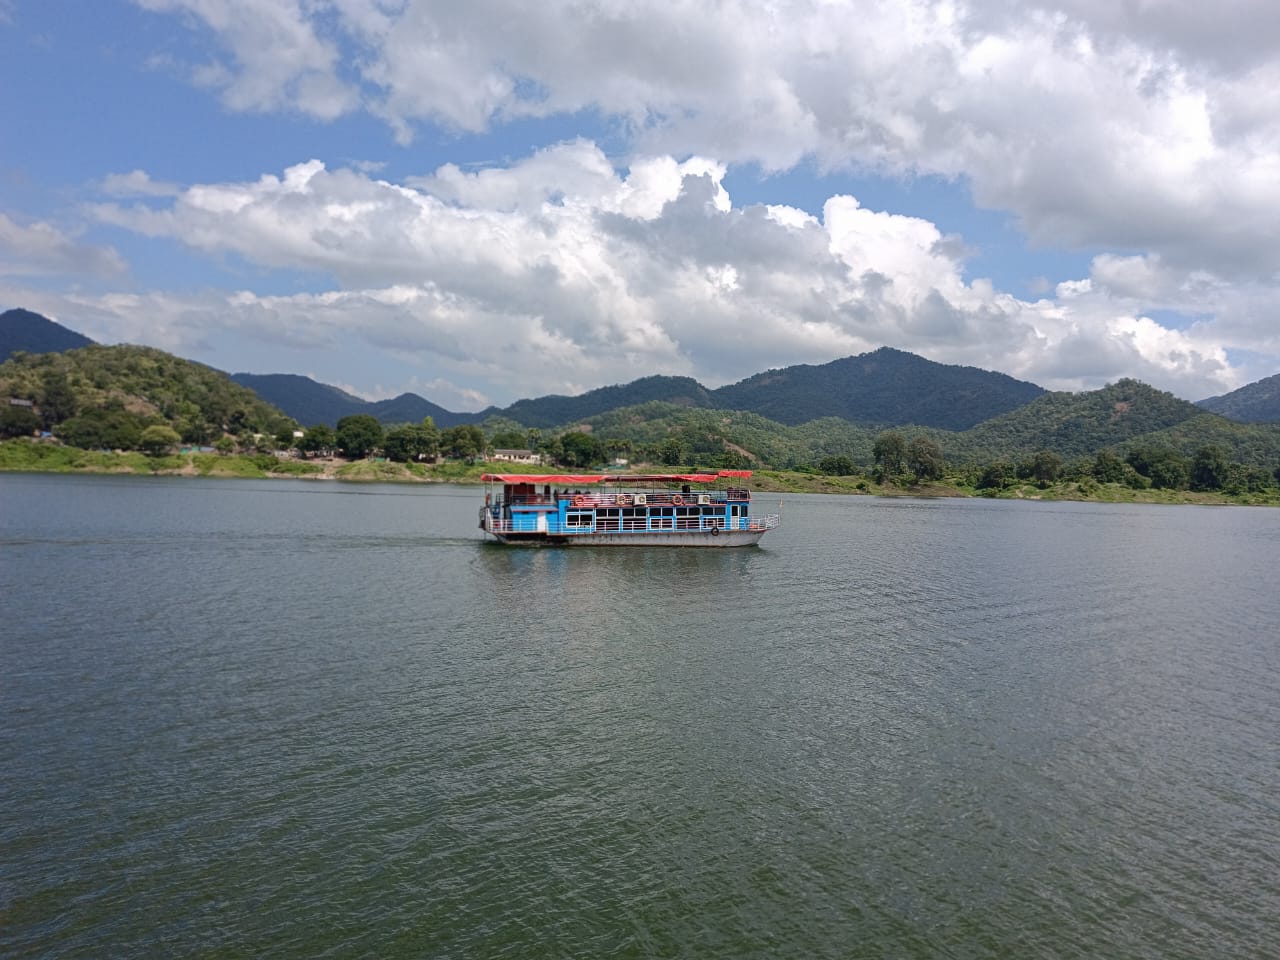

left=2, top=1, right=1278, bottom=410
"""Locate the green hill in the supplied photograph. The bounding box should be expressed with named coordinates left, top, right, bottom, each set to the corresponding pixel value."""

left=1130, top=413, right=1280, bottom=466
left=1198, top=373, right=1280, bottom=423
left=709, top=347, right=1044, bottom=428
left=949, top=379, right=1209, bottom=462
left=229, top=373, right=370, bottom=427
left=1, top=344, right=294, bottom=445
left=367, top=392, right=470, bottom=427
left=497, top=375, right=714, bottom=428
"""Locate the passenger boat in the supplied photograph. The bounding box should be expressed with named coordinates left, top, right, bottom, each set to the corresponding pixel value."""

left=478, top=470, right=780, bottom=546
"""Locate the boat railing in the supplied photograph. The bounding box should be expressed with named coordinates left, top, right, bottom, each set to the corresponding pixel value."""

left=504, top=490, right=749, bottom=508
left=592, top=516, right=730, bottom=532
left=485, top=511, right=777, bottom=535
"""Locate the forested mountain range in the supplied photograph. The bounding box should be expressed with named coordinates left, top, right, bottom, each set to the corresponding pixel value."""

left=0, top=308, right=95, bottom=362
left=4, top=307, right=1280, bottom=471
left=574, top=383, right=1280, bottom=470
left=234, top=349, right=1045, bottom=430
left=709, top=348, right=1045, bottom=428
left=227, top=371, right=715, bottom=429
left=1197, top=374, right=1280, bottom=423
left=474, top=349, right=1045, bottom=431
left=229, top=373, right=472, bottom=429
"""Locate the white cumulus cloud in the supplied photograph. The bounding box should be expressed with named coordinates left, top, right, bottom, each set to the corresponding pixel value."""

left=129, top=0, right=1280, bottom=282
left=73, top=148, right=1275, bottom=404
left=0, top=213, right=127, bottom=279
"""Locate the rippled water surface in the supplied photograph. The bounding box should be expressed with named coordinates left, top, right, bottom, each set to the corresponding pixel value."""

left=3, top=474, right=1279, bottom=958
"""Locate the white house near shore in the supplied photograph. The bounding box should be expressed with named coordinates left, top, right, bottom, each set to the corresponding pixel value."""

left=490, top=449, right=541, bottom=465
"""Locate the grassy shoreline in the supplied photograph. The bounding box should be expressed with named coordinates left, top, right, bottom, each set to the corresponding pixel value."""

left=3, top=439, right=1277, bottom=506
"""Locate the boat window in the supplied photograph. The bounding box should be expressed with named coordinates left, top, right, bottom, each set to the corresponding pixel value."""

left=565, top=511, right=594, bottom=528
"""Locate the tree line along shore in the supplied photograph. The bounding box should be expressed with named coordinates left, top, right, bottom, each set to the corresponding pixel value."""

left=3, top=429, right=1278, bottom=507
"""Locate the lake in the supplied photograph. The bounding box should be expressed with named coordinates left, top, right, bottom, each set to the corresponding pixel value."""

left=2, top=473, right=1278, bottom=959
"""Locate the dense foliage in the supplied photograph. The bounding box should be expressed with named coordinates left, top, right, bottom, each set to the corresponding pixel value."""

left=383, top=420, right=440, bottom=462
left=439, top=424, right=486, bottom=460
left=0, top=345, right=296, bottom=449
left=0, top=403, right=41, bottom=438
left=948, top=380, right=1213, bottom=462
left=335, top=415, right=385, bottom=459
left=1197, top=372, right=1280, bottom=423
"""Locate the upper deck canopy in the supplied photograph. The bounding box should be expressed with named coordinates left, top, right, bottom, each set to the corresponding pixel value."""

left=480, top=470, right=752, bottom=485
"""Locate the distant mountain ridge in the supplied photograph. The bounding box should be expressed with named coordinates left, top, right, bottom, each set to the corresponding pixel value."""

left=5, top=308, right=1279, bottom=470
left=9, top=306, right=1280, bottom=437
left=229, top=373, right=473, bottom=428
left=1, top=308, right=95, bottom=362
left=709, top=348, right=1045, bottom=429
left=496, top=375, right=714, bottom=429
left=233, top=350, right=1047, bottom=430
left=1197, top=374, right=1280, bottom=423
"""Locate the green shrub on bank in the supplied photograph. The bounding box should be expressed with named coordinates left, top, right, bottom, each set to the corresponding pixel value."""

left=191, top=454, right=268, bottom=478
left=146, top=454, right=187, bottom=472
left=335, top=459, right=412, bottom=481
left=422, top=460, right=486, bottom=482
left=265, top=458, right=324, bottom=477
left=0, top=439, right=83, bottom=471
left=0, top=440, right=156, bottom=473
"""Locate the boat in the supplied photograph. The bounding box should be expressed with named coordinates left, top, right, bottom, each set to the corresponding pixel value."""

left=478, top=470, right=780, bottom=546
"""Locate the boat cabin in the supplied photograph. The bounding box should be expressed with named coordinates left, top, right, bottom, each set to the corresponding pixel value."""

left=479, top=471, right=774, bottom=544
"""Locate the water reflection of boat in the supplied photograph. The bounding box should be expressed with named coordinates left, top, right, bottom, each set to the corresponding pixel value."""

left=478, top=471, right=779, bottom=547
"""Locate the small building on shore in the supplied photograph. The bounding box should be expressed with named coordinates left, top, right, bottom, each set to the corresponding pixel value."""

left=490, top=448, right=541, bottom=465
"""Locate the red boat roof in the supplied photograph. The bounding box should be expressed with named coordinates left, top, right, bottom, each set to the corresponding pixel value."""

left=480, top=470, right=752, bottom=484
left=480, top=474, right=610, bottom=484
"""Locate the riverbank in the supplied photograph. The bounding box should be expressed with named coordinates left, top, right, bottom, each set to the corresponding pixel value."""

left=3, top=438, right=1277, bottom=506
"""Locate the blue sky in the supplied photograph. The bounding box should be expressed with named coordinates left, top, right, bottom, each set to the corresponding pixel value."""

left=3, top=1, right=1278, bottom=409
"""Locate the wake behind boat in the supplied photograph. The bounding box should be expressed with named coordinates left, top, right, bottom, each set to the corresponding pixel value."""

left=478, top=470, right=779, bottom=547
